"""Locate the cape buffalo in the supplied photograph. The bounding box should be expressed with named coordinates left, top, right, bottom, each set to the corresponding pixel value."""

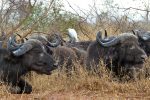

left=0, top=35, right=57, bottom=94
left=48, top=46, right=78, bottom=76
left=86, top=31, right=147, bottom=78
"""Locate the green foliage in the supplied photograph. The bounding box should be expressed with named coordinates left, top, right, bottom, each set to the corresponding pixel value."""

left=22, top=1, right=80, bottom=34
left=22, top=2, right=45, bottom=30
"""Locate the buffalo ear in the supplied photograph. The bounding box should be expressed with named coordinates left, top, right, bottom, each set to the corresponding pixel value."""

left=3, top=51, right=11, bottom=59
left=46, top=46, right=53, bottom=55
left=108, top=47, right=118, bottom=60
left=48, top=49, right=53, bottom=55
left=4, top=54, right=11, bottom=60
left=4, top=52, right=19, bottom=63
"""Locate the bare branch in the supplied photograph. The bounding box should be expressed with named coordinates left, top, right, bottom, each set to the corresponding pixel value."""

left=115, top=7, right=150, bottom=12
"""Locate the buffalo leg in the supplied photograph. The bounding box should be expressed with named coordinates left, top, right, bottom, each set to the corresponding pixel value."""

left=17, top=79, right=32, bottom=94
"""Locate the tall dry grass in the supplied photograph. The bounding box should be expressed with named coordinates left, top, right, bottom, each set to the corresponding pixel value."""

left=0, top=58, right=150, bottom=99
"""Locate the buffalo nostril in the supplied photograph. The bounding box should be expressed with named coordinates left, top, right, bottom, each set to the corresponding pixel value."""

left=53, top=62, right=58, bottom=68
left=53, top=60, right=59, bottom=67
left=141, top=54, right=148, bottom=60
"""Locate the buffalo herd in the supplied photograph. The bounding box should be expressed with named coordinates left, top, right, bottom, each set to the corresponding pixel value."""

left=0, top=29, right=150, bottom=94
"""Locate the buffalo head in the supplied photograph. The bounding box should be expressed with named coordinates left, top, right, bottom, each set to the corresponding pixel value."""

left=96, top=32, right=147, bottom=66
left=7, top=34, right=57, bottom=75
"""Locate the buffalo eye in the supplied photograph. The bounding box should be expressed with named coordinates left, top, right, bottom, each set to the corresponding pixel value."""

left=40, top=53, right=44, bottom=57
left=47, top=48, right=53, bottom=55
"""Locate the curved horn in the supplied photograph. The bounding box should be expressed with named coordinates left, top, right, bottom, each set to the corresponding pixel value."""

left=7, top=34, right=22, bottom=51
left=12, top=43, right=33, bottom=56
left=53, top=33, right=66, bottom=46
left=47, top=39, right=60, bottom=47
left=12, top=39, right=39, bottom=56
left=47, top=34, right=60, bottom=47
left=29, top=34, right=60, bottom=47
left=97, top=32, right=137, bottom=47
left=96, top=31, right=119, bottom=47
